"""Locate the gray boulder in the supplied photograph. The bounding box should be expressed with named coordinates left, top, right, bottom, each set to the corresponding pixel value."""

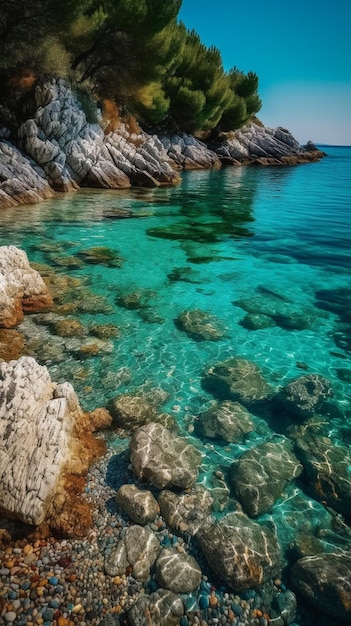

left=104, top=525, right=159, bottom=581
left=229, top=438, right=303, bottom=516
left=116, top=484, right=159, bottom=525
left=127, top=588, right=184, bottom=626
left=155, top=548, right=202, bottom=593
left=130, top=423, right=202, bottom=490
left=291, top=553, right=351, bottom=624
left=158, top=487, right=213, bottom=536
left=202, top=356, right=274, bottom=407
left=277, top=374, right=334, bottom=419
left=197, top=512, right=280, bottom=591
left=200, top=400, right=253, bottom=443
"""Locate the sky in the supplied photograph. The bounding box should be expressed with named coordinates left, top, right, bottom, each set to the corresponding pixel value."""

left=178, top=0, right=351, bottom=145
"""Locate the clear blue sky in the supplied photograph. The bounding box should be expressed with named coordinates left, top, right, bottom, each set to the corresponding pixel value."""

left=178, top=0, right=351, bottom=145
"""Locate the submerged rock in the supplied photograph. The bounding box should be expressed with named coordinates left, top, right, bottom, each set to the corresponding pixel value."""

left=158, top=487, right=213, bottom=536
left=0, top=245, right=53, bottom=328
left=77, top=246, right=123, bottom=268
left=104, top=525, right=159, bottom=581
left=229, top=438, right=303, bottom=516
left=293, top=429, right=351, bottom=518
left=127, top=588, right=184, bottom=626
left=200, top=399, right=253, bottom=443
left=291, top=553, right=351, bottom=624
left=277, top=373, right=334, bottom=420
left=155, top=548, right=202, bottom=593
left=235, top=294, right=317, bottom=331
left=202, top=356, right=274, bottom=407
left=107, top=389, right=171, bottom=431
left=130, top=422, right=202, bottom=490
left=197, top=512, right=280, bottom=591
left=175, top=309, right=227, bottom=341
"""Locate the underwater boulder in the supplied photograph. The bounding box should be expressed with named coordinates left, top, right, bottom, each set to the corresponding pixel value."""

left=229, top=438, right=303, bottom=516
left=155, top=548, right=202, bottom=593
left=293, top=430, right=351, bottom=518
left=197, top=512, right=280, bottom=592
left=107, top=389, right=171, bottom=432
left=200, top=399, right=253, bottom=443
left=127, top=588, right=184, bottom=626
left=175, top=309, right=227, bottom=341
left=276, top=373, right=334, bottom=420
left=104, top=524, right=159, bottom=581
left=130, top=422, right=202, bottom=490
left=158, top=487, right=213, bottom=536
left=291, top=553, right=351, bottom=624
left=202, top=356, right=274, bottom=407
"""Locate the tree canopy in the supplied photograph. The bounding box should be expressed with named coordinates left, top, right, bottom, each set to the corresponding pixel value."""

left=0, top=0, right=261, bottom=133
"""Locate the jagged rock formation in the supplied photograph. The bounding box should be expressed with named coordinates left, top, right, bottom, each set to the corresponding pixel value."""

left=215, top=124, right=326, bottom=165
left=0, top=80, right=325, bottom=210
left=0, top=356, right=105, bottom=536
left=0, top=245, right=53, bottom=328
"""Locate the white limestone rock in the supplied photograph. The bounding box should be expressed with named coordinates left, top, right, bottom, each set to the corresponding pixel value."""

left=0, top=356, right=79, bottom=525
left=0, top=245, right=53, bottom=328
left=0, top=140, right=53, bottom=207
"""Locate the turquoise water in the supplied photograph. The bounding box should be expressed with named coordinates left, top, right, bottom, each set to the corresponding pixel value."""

left=1, top=147, right=351, bottom=617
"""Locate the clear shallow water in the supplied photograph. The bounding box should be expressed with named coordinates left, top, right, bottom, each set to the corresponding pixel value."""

left=1, top=147, right=351, bottom=618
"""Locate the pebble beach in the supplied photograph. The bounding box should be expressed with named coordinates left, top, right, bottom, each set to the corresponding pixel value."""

left=1, top=441, right=291, bottom=626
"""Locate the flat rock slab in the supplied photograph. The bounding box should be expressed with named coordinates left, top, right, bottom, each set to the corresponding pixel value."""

left=130, top=422, right=202, bottom=489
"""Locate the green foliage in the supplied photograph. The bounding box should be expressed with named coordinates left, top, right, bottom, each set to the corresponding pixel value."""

left=0, top=0, right=262, bottom=134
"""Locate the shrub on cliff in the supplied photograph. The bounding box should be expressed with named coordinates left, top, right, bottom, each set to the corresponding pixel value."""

left=0, top=0, right=261, bottom=134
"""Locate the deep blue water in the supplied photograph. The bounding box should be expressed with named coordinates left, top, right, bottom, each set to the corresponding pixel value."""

left=1, top=146, right=351, bottom=624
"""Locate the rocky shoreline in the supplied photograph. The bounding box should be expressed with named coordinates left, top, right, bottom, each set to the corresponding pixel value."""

left=0, top=79, right=325, bottom=210
left=1, top=247, right=351, bottom=626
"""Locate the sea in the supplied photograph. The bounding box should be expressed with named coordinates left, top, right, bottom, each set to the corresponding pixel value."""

left=1, top=145, right=350, bottom=624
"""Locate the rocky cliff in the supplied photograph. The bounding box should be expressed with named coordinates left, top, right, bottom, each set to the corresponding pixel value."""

left=0, top=79, right=325, bottom=210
